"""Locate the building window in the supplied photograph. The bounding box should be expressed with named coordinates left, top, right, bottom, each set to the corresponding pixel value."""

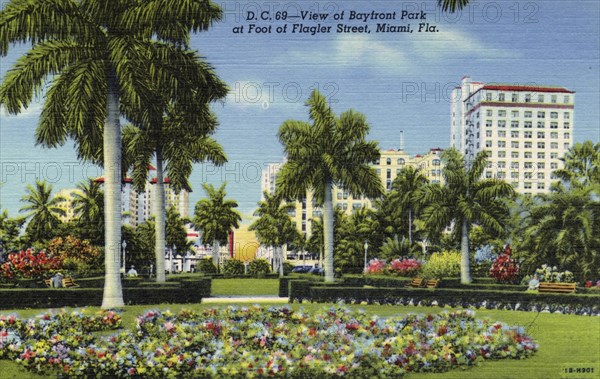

left=550, top=112, right=558, bottom=119
left=537, top=121, right=545, bottom=128
left=486, top=93, right=492, bottom=101
left=485, top=120, right=492, bottom=127
left=524, top=182, right=532, bottom=189
left=432, top=159, right=441, bottom=166
left=386, top=169, right=392, bottom=179
left=498, top=131, right=506, bottom=138
left=537, top=152, right=545, bottom=159
left=498, top=141, right=506, bottom=148
left=497, top=171, right=506, bottom=179
left=524, top=131, right=532, bottom=138
left=564, top=132, right=570, bottom=139
left=550, top=132, right=558, bottom=139
left=511, top=93, right=518, bottom=102
left=524, top=162, right=533, bottom=169
left=396, top=168, right=402, bottom=174
left=537, top=142, right=545, bottom=149
left=511, top=151, right=519, bottom=158
left=498, top=161, right=506, bottom=168
left=537, top=182, right=545, bottom=190
left=343, top=192, right=349, bottom=199
left=564, top=112, right=570, bottom=119
left=524, top=121, right=532, bottom=129
left=498, top=151, right=506, bottom=158
left=564, top=122, right=570, bottom=129
left=374, top=159, right=380, bottom=165
left=550, top=122, right=558, bottom=129
left=537, top=111, right=545, bottom=118
left=511, top=172, right=519, bottom=179
left=337, top=193, right=342, bottom=200
left=486, top=130, right=492, bottom=137
left=485, top=171, right=492, bottom=179
left=551, top=142, right=559, bottom=149
left=564, top=95, right=570, bottom=103
left=525, top=94, right=531, bottom=102
left=376, top=169, right=381, bottom=175
left=564, top=143, right=570, bottom=149
left=524, top=152, right=533, bottom=159
left=511, top=121, right=519, bottom=128
left=511, top=162, right=519, bottom=169
left=538, top=162, right=545, bottom=169
left=498, top=120, right=506, bottom=128
left=551, top=95, right=557, bottom=103
left=537, top=132, right=545, bottom=138
left=511, top=141, right=519, bottom=148
left=386, top=158, right=391, bottom=165
left=511, top=131, right=519, bottom=138
left=538, top=95, right=544, bottom=103
left=551, top=162, right=558, bottom=169
left=537, top=172, right=545, bottom=179
left=498, top=110, right=506, bottom=117
left=551, top=152, right=558, bottom=159
left=486, top=109, right=493, bottom=116
left=524, top=172, right=533, bottom=179
left=386, top=180, right=392, bottom=190
left=499, top=93, right=505, bottom=101
left=524, top=111, right=532, bottom=118
left=397, top=158, right=405, bottom=165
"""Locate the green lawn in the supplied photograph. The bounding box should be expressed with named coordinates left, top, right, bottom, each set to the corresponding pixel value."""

left=210, top=278, right=280, bottom=296
left=1, top=302, right=598, bottom=379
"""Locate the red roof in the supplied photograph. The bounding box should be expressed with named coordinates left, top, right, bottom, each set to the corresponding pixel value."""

left=94, top=177, right=132, bottom=184
left=150, top=177, right=171, bottom=184
left=481, top=84, right=574, bottom=93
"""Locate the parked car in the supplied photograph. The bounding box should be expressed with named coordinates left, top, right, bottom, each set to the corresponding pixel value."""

left=291, top=265, right=312, bottom=273
left=308, top=267, right=324, bottom=275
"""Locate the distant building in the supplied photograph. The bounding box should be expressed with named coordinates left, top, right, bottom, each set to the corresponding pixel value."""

left=54, top=188, right=82, bottom=223
left=261, top=146, right=445, bottom=236
left=451, top=76, right=574, bottom=195
left=95, top=165, right=190, bottom=227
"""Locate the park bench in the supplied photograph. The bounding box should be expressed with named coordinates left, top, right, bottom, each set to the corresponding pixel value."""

left=425, top=279, right=440, bottom=288
left=538, top=282, right=576, bottom=294
left=407, top=278, right=424, bottom=288
left=62, top=277, right=80, bottom=288
left=44, top=278, right=52, bottom=287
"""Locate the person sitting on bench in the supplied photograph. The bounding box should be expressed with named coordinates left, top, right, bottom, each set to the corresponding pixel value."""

left=51, top=272, right=64, bottom=288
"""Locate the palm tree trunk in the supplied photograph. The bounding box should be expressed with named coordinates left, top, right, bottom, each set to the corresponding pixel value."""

left=101, top=70, right=124, bottom=308
left=408, top=208, right=413, bottom=245
left=323, top=179, right=335, bottom=282
left=460, top=219, right=472, bottom=284
left=212, top=239, right=220, bottom=269
left=154, top=146, right=167, bottom=282
left=278, top=245, right=284, bottom=277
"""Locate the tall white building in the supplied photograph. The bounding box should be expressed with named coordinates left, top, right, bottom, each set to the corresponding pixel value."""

left=451, top=76, right=575, bottom=195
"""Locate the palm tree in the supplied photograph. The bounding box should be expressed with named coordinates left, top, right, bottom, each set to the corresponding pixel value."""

left=166, top=206, right=193, bottom=258
left=335, top=207, right=376, bottom=273
left=124, top=105, right=227, bottom=282
left=193, top=183, right=242, bottom=268
left=277, top=90, right=383, bottom=282
left=19, top=180, right=65, bottom=242
left=0, top=0, right=224, bottom=308
left=389, top=166, right=429, bottom=245
left=438, top=0, right=471, bottom=12
left=72, top=179, right=104, bottom=245
left=419, top=148, right=515, bottom=283
left=554, top=141, right=600, bottom=189
left=249, top=191, right=298, bottom=277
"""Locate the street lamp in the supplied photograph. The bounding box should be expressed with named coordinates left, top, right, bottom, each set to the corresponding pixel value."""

left=363, top=241, right=369, bottom=273
left=121, top=240, right=127, bottom=274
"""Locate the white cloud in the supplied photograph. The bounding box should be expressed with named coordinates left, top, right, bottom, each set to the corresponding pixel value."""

left=411, top=30, right=519, bottom=59
left=0, top=102, right=43, bottom=119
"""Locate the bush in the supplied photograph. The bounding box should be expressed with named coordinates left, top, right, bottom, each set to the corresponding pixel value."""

left=248, top=258, right=271, bottom=276
left=422, top=251, right=461, bottom=279
left=222, top=258, right=245, bottom=275
left=0, top=249, right=63, bottom=280
left=365, top=258, right=385, bottom=274
left=283, top=262, right=295, bottom=275
left=197, top=258, right=218, bottom=274
left=388, top=258, right=421, bottom=277
left=489, top=244, right=520, bottom=283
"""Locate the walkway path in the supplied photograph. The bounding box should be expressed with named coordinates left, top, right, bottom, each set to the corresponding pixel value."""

left=203, top=296, right=289, bottom=304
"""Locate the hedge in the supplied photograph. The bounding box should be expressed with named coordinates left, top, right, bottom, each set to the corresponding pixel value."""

left=289, top=285, right=600, bottom=315
left=278, top=275, right=326, bottom=297
left=0, top=278, right=211, bottom=310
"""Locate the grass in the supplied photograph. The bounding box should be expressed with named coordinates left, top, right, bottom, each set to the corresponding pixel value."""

left=210, top=278, right=280, bottom=296
left=0, top=301, right=598, bottom=379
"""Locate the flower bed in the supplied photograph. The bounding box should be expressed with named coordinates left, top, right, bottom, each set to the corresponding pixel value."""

left=0, top=306, right=537, bottom=378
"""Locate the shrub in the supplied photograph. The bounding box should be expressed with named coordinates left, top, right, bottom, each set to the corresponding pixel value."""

left=421, top=251, right=461, bottom=279
left=489, top=244, right=520, bottom=283
left=46, top=236, right=101, bottom=265
left=221, top=258, right=245, bottom=275
left=248, top=258, right=271, bottom=276
left=365, top=258, right=386, bottom=274
left=533, top=264, right=574, bottom=283
left=388, top=258, right=421, bottom=277
left=197, top=258, right=218, bottom=274
left=283, top=262, right=295, bottom=275
left=0, top=249, right=63, bottom=280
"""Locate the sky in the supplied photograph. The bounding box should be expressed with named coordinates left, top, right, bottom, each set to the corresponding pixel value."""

left=1, top=0, right=599, bottom=222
